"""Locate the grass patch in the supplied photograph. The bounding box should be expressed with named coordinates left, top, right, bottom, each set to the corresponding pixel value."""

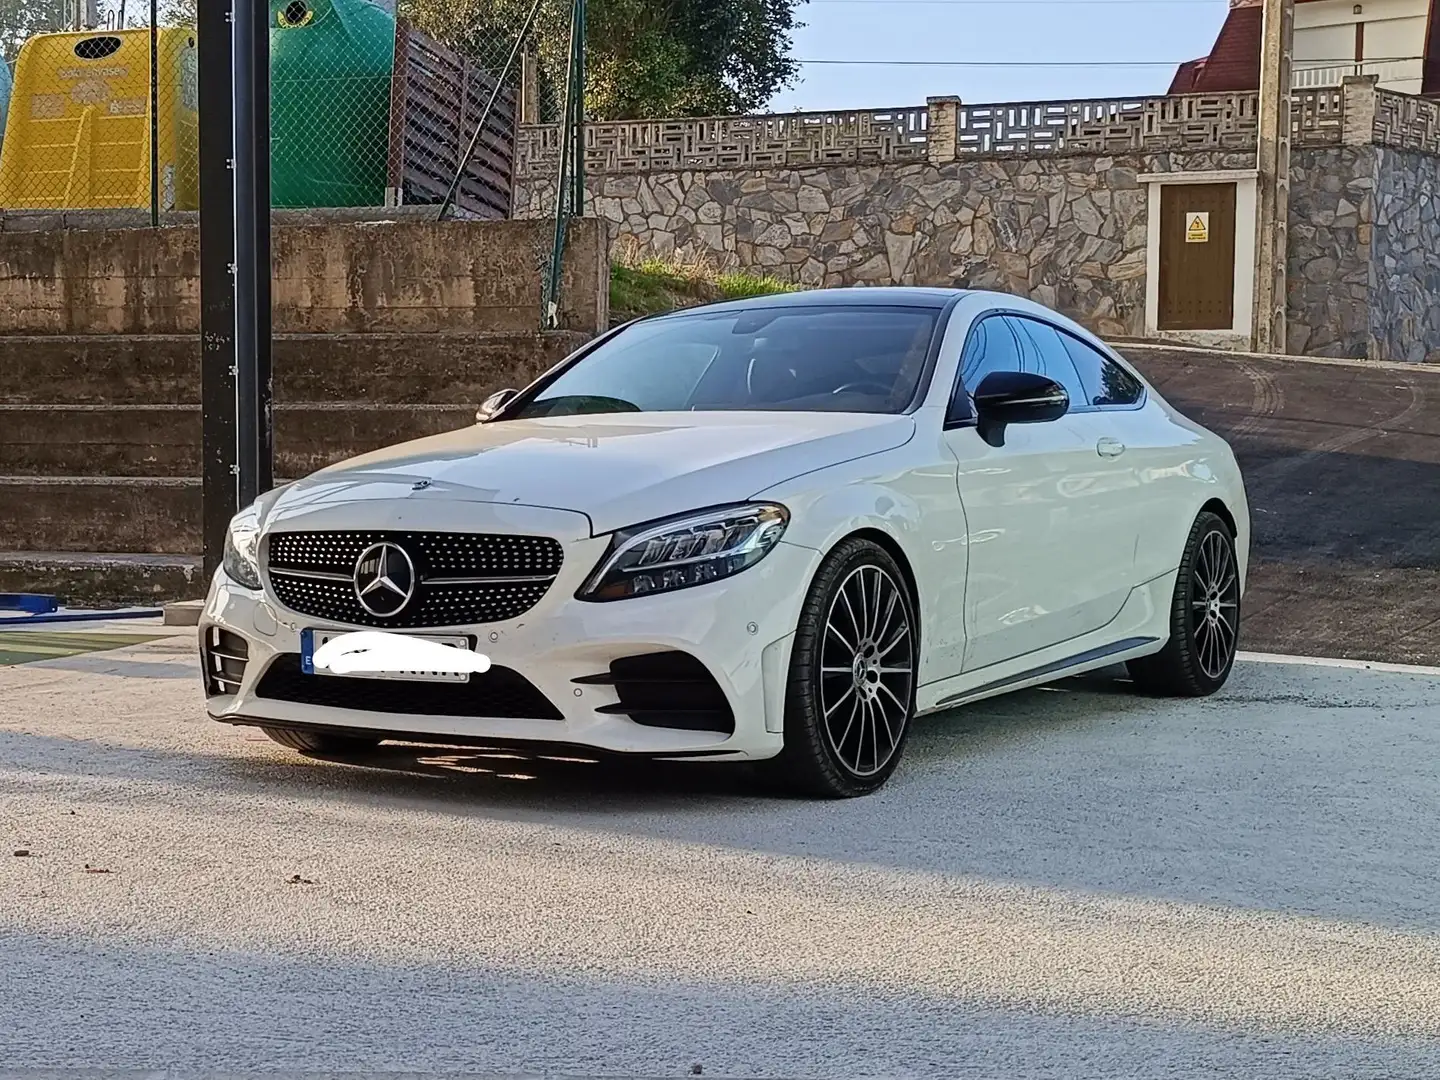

left=609, top=241, right=799, bottom=326
left=0, top=631, right=169, bottom=666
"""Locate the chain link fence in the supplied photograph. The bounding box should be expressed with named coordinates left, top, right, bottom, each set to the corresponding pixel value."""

left=0, top=0, right=573, bottom=220
left=0, top=2, right=197, bottom=216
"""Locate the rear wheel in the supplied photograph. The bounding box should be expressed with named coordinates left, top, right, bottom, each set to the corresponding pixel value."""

left=1128, top=511, right=1241, bottom=697
left=761, top=538, right=918, bottom=798
left=261, top=727, right=381, bottom=755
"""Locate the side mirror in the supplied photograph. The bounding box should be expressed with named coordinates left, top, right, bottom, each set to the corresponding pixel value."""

left=476, top=388, right=518, bottom=423
left=973, top=370, right=1069, bottom=447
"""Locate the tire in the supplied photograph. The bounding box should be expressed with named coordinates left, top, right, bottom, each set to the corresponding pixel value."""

left=261, top=727, right=382, bottom=755
left=1127, top=511, right=1241, bottom=697
left=760, top=537, right=919, bottom=798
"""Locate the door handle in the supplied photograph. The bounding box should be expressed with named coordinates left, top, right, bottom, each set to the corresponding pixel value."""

left=1096, top=437, right=1126, bottom=458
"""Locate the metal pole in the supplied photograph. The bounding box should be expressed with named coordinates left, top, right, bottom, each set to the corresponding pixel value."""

left=1254, top=0, right=1294, bottom=354
left=149, top=0, right=159, bottom=225
left=198, top=0, right=237, bottom=581
left=571, top=0, right=585, bottom=213
left=232, top=0, right=274, bottom=505
left=543, top=0, right=582, bottom=329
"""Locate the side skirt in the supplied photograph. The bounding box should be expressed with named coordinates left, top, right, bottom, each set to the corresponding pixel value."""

left=926, top=635, right=1160, bottom=713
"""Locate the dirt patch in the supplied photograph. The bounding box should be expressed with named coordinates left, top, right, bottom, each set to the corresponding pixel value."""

left=1121, top=346, right=1440, bottom=667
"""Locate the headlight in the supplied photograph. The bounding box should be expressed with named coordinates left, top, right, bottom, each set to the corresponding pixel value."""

left=578, top=503, right=789, bottom=602
left=222, top=507, right=263, bottom=590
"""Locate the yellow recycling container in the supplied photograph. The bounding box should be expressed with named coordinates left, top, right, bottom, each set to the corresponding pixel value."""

left=0, top=28, right=199, bottom=212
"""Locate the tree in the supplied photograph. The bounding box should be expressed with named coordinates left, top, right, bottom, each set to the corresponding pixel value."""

left=0, top=0, right=70, bottom=62
left=399, top=0, right=807, bottom=121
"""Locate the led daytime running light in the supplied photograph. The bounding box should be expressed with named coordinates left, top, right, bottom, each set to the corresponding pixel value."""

left=580, top=504, right=789, bottom=602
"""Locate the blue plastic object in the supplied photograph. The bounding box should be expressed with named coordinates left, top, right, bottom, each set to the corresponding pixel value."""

left=0, top=58, right=12, bottom=157
left=0, top=593, right=60, bottom=615
left=0, top=608, right=163, bottom=626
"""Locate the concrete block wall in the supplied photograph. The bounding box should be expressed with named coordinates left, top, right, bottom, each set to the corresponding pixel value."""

left=0, top=217, right=610, bottom=336
left=0, top=217, right=608, bottom=605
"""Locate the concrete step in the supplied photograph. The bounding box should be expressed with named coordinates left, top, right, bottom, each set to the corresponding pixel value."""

left=0, top=551, right=205, bottom=607
left=0, top=403, right=473, bottom=476
left=0, top=331, right=589, bottom=406
left=0, top=477, right=200, bottom=554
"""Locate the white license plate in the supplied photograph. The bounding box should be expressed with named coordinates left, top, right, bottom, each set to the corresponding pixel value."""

left=300, top=629, right=474, bottom=684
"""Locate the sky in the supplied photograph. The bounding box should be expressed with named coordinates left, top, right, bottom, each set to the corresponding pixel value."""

left=766, top=0, right=1234, bottom=111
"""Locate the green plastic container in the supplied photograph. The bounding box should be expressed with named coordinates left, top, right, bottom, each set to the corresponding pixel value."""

left=269, top=0, right=396, bottom=208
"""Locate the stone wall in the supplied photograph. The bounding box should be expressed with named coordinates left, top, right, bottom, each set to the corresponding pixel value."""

left=1286, top=145, right=1375, bottom=358
left=0, top=217, right=610, bottom=336
left=512, top=82, right=1440, bottom=360
left=1370, top=147, right=1440, bottom=363
left=525, top=150, right=1254, bottom=340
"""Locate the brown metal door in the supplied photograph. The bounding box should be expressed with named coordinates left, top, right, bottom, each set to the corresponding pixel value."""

left=1158, top=183, right=1237, bottom=331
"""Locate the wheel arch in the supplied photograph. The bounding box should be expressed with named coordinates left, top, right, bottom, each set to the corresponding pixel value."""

left=1201, top=497, right=1237, bottom=537
left=825, top=526, right=924, bottom=654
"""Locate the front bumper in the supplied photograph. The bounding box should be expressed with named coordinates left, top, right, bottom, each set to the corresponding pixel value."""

left=200, top=530, right=817, bottom=762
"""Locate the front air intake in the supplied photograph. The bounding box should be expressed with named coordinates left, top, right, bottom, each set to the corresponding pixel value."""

left=576, top=652, right=736, bottom=734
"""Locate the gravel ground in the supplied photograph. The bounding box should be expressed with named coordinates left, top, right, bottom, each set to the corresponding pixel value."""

left=3, top=637, right=1440, bottom=1079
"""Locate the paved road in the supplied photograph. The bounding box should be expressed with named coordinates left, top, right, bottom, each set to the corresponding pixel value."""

left=1122, top=346, right=1440, bottom=667
left=4, top=636, right=1440, bottom=1079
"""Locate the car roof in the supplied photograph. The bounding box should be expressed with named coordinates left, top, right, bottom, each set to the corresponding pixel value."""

left=658, top=286, right=970, bottom=315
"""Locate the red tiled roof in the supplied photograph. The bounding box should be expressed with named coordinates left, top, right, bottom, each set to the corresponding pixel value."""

left=1425, top=0, right=1440, bottom=94
left=1176, top=0, right=1440, bottom=98
left=1176, top=4, right=1263, bottom=93
left=1168, top=58, right=1206, bottom=94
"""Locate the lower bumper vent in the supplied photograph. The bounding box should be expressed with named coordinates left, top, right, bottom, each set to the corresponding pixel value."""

left=576, top=652, right=735, bottom=734
left=203, top=627, right=250, bottom=697
left=255, top=654, right=563, bottom=720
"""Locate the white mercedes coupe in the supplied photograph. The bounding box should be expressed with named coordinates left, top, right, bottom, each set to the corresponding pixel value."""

left=200, top=287, right=1249, bottom=798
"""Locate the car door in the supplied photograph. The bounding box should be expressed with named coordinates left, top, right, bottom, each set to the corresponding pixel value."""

left=942, top=314, right=1137, bottom=674
left=1055, top=328, right=1179, bottom=584
left=1019, top=318, right=1144, bottom=598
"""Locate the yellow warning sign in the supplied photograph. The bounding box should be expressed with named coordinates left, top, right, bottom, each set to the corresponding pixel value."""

left=1186, top=211, right=1210, bottom=243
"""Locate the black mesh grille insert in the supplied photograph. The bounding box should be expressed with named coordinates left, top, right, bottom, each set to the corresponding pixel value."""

left=588, top=652, right=735, bottom=734
left=264, top=530, right=563, bottom=629
left=255, top=654, right=563, bottom=720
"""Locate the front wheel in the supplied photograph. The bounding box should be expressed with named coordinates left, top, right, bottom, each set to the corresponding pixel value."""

left=760, top=538, right=919, bottom=798
left=1128, top=511, right=1241, bottom=697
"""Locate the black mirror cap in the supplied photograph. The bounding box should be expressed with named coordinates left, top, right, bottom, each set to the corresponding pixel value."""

left=973, top=371, right=1069, bottom=447
left=476, top=388, right=519, bottom=423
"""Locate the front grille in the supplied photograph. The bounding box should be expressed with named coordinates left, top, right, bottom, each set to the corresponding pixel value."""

left=264, top=530, right=564, bottom=629
left=202, top=627, right=250, bottom=697
left=576, top=651, right=736, bottom=734
left=255, top=654, right=564, bottom=720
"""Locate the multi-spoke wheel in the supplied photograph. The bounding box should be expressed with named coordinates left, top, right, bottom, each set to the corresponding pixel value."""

left=1128, top=510, right=1241, bottom=697
left=761, top=537, right=918, bottom=798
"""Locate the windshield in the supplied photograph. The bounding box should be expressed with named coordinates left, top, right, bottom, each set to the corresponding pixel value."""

left=507, top=305, right=942, bottom=419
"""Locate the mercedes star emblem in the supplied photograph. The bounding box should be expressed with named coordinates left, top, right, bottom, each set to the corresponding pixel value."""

left=353, top=542, right=417, bottom=617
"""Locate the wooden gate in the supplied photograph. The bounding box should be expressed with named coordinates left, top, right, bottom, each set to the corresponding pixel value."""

left=1158, top=182, right=1237, bottom=331
left=386, top=22, right=518, bottom=220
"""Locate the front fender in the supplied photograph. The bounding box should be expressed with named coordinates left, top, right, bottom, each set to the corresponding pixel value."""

left=755, top=446, right=970, bottom=686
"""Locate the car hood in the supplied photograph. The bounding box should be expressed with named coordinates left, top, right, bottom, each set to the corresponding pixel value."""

left=267, top=411, right=916, bottom=536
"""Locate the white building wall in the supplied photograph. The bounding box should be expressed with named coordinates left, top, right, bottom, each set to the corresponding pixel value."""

left=1292, top=0, right=1428, bottom=94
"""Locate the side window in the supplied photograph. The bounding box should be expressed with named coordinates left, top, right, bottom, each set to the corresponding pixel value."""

left=961, top=316, right=1025, bottom=389
left=1061, top=332, right=1145, bottom=407
left=1012, top=318, right=1087, bottom=409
